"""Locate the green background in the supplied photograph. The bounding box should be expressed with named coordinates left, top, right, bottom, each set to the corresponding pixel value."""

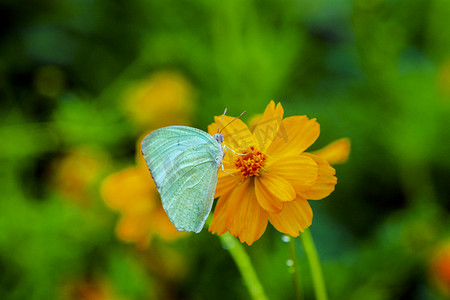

left=1, top=0, right=449, bottom=299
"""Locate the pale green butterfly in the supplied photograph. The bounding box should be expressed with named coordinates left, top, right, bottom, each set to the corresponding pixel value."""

left=141, top=110, right=245, bottom=233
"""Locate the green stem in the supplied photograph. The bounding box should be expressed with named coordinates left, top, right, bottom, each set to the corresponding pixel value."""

left=288, top=237, right=302, bottom=300
left=219, top=233, right=268, bottom=300
left=299, top=229, right=328, bottom=300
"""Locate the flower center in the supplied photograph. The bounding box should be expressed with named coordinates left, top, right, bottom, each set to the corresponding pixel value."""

left=234, top=146, right=267, bottom=179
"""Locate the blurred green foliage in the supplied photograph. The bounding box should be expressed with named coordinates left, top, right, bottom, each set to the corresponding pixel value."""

left=1, top=0, right=449, bottom=299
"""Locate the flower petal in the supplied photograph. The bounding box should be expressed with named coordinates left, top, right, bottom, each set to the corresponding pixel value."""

left=101, top=167, right=156, bottom=213
left=268, top=196, right=313, bottom=237
left=152, top=208, right=184, bottom=240
left=215, top=170, right=240, bottom=198
left=254, top=173, right=296, bottom=213
left=267, top=116, right=320, bottom=157
left=116, top=214, right=151, bottom=244
left=252, top=101, right=284, bottom=152
left=208, top=115, right=256, bottom=151
left=248, top=113, right=263, bottom=131
left=221, top=146, right=240, bottom=171
left=313, top=138, right=351, bottom=165
left=299, top=153, right=337, bottom=200
left=225, top=179, right=269, bottom=245
left=267, top=154, right=318, bottom=195
left=209, top=191, right=230, bottom=235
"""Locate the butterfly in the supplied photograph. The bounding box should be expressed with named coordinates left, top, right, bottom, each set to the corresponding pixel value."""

left=141, top=109, right=244, bottom=233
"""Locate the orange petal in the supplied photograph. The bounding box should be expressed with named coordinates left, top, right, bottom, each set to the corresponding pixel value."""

left=248, top=113, right=263, bottom=131
left=215, top=170, right=240, bottom=198
left=299, top=153, right=337, bottom=200
left=313, top=138, right=351, bottom=165
left=252, top=101, right=284, bottom=152
left=136, top=130, right=152, bottom=169
left=208, top=115, right=256, bottom=151
left=267, top=154, right=318, bottom=195
left=268, top=196, right=313, bottom=237
left=101, top=167, right=156, bottom=212
left=225, top=179, right=269, bottom=245
left=152, top=208, right=184, bottom=240
left=221, top=146, right=240, bottom=171
left=116, top=214, right=151, bottom=243
left=209, top=191, right=230, bottom=235
left=254, top=173, right=296, bottom=213
left=267, top=116, right=320, bottom=157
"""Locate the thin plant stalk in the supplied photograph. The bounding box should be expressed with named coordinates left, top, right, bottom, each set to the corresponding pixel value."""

left=299, top=229, right=328, bottom=300
left=219, top=233, right=268, bottom=300
left=289, top=237, right=302, bottom=300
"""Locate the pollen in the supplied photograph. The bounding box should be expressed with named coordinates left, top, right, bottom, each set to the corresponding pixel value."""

left=234, top=146, right=267, bottom=179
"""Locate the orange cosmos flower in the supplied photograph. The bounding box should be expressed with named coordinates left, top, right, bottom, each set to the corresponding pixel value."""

left=122, top=71, right=195, bottom=129
left=50, top=146, right=109, bottom=206
left=207, top=101, right=337, bottom=245
left=100, top=135, right=184, bottom=248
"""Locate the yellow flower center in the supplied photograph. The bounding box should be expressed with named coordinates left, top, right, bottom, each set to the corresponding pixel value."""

left=234, top=146, right=267, bottom=179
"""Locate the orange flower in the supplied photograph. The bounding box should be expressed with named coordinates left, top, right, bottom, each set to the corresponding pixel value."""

left=100, top=135, right=184, bottom=248
left=51, top=146, right=109, bottom=205
left=122, top=71, right=195, bottom=129
left=207, top=101, right=337, bottom=245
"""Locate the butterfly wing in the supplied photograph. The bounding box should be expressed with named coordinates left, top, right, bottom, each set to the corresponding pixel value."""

left=141, top=126, right=220, bottom=191
left=141, top=126, right=223, bottom=232
left=159, top=143, right=221, bottom=232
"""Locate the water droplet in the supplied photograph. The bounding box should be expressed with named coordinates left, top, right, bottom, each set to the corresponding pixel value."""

left=286, top=259, right=294, bottom=267
left=281, top=235, right=290, bottom=242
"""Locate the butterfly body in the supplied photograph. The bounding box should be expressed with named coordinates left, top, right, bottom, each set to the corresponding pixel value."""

left=141, top=126, right=223, bottom=233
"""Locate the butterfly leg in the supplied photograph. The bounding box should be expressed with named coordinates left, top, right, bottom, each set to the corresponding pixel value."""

left=223, top=144, right=245, bottom=156
left=220, top=145, right=242, bottom=177
left=221, top=164, right=235, bottom=176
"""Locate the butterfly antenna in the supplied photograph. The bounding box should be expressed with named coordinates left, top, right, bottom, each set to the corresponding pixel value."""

left=219, top=110, right=246, bottom=133
left=217, top=108, right=228, bottom=133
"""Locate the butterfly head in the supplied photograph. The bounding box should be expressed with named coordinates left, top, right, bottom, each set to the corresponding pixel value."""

left=213, top=133, right=224, bottom=144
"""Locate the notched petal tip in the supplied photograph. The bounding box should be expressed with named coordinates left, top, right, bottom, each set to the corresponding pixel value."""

left=300, top=153, right=337, bottom=200
left=269, top=197, right=313, bottom=237
left=252, top=101, right=285, bottom=152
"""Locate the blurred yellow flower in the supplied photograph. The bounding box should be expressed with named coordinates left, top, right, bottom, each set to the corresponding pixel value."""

left=207, top=101, right=337, bottom=245
left=122, top=71, right=195, bottom=129
left=101, top=135, right=184, bottom=248
left=50, top=146, right=109, bottom=205
left=429, top=241, right=450, bottom=297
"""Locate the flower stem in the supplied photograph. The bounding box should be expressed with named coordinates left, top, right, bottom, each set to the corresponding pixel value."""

left=289, top=237, right=302, bottom=300
left=219, top=233, right=268, bottom=300
left=299, top=229, right=328, bottom=300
